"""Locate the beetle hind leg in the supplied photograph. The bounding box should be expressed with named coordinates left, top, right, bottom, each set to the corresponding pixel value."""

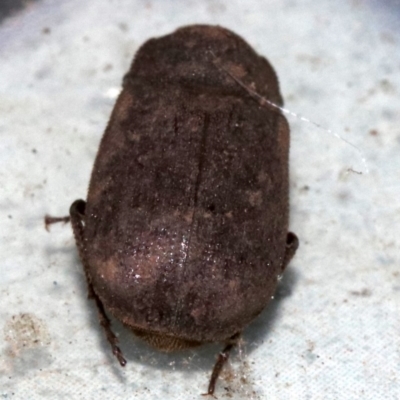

left=90, top=289, right=127, bottom=366
left=203, top=333, right=240, bottom=396
left=69, top=199, right=127, bottom=367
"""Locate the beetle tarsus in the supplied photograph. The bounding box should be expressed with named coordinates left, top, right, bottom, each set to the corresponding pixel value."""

left=94, top=292, right=127, bottom=366
left=203, top=333, right=240, bottom=396
left=44, top=215, right=70, bottom=231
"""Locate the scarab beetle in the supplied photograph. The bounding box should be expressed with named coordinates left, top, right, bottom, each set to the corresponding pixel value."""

left=46, top=24, right=298, bottom=395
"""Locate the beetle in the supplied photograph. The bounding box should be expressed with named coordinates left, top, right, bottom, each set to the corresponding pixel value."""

left=46, top=24, right=298, bottom=395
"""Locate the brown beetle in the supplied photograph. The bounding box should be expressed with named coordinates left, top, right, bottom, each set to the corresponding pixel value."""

left=46, top=25, right=298, bottom=395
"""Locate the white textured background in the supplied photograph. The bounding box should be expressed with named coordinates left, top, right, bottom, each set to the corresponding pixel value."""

left=1, top=1, right=399, bottom=399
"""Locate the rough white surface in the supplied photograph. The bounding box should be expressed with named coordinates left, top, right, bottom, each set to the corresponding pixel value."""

left=1, top=1, right=399, bottom=399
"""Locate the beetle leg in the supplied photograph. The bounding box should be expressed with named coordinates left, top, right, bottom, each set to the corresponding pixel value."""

left=203, top=333, right=240, bottom=396
left=44, top=215, right=70, bottom=231
left=69, top=199, right=127, bottom=367
left=89, top=288, right=127, bottom=367
left=281, top=231, right=299, bottom=272
left=69, top=200, right=87, bottom=265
